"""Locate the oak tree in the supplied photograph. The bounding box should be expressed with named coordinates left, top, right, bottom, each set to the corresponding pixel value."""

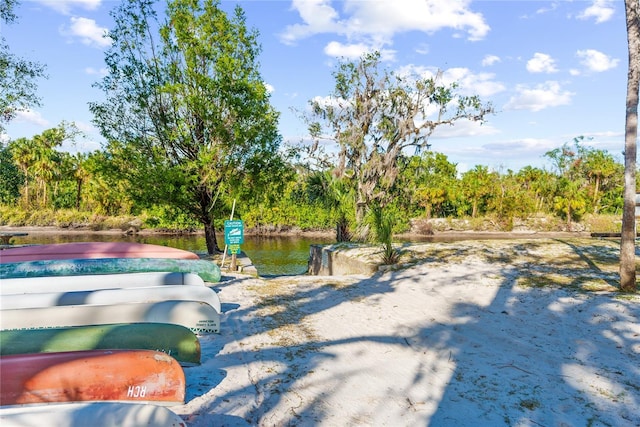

left=91, top=0, right=281, bottom=253
left=305, top=52, right=493, bottom=238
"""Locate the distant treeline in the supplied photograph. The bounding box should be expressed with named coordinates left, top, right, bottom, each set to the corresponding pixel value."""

left=0, top=132, right=633, bottom=235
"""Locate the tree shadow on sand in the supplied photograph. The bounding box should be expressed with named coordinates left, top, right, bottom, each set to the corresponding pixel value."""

left=179, top=239, right=639, bottom=426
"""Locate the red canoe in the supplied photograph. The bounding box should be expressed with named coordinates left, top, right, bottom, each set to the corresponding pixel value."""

left=0, top=242, right=199, bottom=263
left=0, top=349, right=186, bottom=406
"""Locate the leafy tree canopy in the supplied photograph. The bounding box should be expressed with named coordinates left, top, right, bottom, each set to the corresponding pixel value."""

left=0, top=0, right=47, bottom=132
left=303, top=51, right=493, bottom=238
left=90, top=0, right=282, bottom=253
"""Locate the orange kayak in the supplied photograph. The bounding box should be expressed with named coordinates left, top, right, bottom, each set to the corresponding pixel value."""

left=0, top=349, right=186, bottom=406
left=0, top=242, right=199, bottom=263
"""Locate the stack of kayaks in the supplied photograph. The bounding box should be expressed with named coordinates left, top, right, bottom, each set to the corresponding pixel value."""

left=0, top=241, right=223, bottom=426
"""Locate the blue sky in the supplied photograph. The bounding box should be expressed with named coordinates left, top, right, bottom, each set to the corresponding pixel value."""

left=1, top=0, right=631, bottom=172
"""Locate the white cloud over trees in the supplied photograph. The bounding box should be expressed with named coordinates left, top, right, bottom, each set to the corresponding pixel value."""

left=526, top=53, right=558, bottom=74
left=505, top=81, right=574, bottom=112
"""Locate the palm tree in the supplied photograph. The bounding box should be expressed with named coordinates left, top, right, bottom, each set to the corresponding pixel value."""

left=10, top=137, right=35, bottom=207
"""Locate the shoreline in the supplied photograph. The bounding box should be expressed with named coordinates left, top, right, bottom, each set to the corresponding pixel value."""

left=0, top=225, right=594, bottom=240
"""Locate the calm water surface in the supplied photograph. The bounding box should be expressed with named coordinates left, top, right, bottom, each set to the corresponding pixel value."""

left=10, top=233, right=335, bottom=276
left=8, top=230, right=572, bottom=275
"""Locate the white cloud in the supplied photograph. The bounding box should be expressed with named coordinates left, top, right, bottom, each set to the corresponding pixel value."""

left=481, top=55, right=500, bottom=67
left=576, top=49, right=619, bottom=72
left=396, top=65, right=505, bottom=98
left=324, top=41, right=396, bottom=61
left=482, top=138, right=558, bottom=155
left=441, top=68, right=506, bottom=97
left=84, top=67, right=108, bottom=77
left=62, top=17, right=111, bottom=48
left=415, top=43, right=429, bottom=55
left=430, top=118, right=499, bottom=138
left=34, top=0, right=101, bottom=15
left=324, top=41, right=371, bottom=59
left=504, top=81, right=574, bottom=112
left=280, top=0, right=343, bottom=45
left=526, top=53, right=558, bottom=74
left=578, top=0, right=615, bottom=23
left=535, top=3, right=559, bottom=16
left=13, top=110, right=49, bottom=127
left=281, top=0, right=490, bottom=49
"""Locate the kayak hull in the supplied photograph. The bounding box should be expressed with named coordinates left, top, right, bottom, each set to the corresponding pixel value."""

left=0, top=272, right=205, bottom=295
left=0, top=349, right=186, bottom=406
left=0, top=300, right=220, bottom=334
left=0, top=241, right=199, bottom=263
left=0, top=323, right=201, bottom=366
left=0, top=257, right=221, bottom=282
left=0, top=402, right=187, bottom=427
left=0, top=283, right=221, bottom=314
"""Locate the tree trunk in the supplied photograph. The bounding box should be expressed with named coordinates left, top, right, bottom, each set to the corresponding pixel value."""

left=203, top=221, right=220, bottom=255
left=75, top=179, right=82, bottom=210
left=592, top=176, right=601, bottom=214
left=355, top=201, right=367, bottom=227
left=198, top=188, right=221, bottom=255
left=336, top=217, right=351, bottom=242
left=620, top=0, right=638, bottom=292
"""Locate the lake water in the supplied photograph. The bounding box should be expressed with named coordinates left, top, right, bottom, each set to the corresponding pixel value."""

left=7, top=230, right=575, bottom=276
left=9, top=232, right=335, bottom=276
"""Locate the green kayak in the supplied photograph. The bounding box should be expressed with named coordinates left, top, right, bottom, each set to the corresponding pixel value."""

left=0, top=257, right=221, bottom=283
left=0, top=323, right=201, bottom=366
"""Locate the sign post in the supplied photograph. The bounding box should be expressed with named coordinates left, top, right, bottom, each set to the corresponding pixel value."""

left=224, top=220, right=244, bottom=271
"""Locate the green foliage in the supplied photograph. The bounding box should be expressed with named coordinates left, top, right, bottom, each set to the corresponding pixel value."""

left=303, top=51, right=493, bottom=232
left=0, top=204, right=29, bottom=225
left=369, top=204, right=400, bottom=265
left=0, top=129, right=628, bottom=239
left=0, top=141, right=22, bottom=203
left=584, top=214, right=622, bottom=233
left=91, top=0, right=282, bottom=253
left=141, top=205, right=201, bottom=231
left=0, top=0, right=47, bottom=132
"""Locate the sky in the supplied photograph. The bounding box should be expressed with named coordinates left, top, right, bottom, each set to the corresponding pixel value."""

left=0, top=0, right=633, bottom=173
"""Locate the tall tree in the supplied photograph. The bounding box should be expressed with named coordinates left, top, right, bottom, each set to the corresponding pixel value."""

left=459, top=165, right=499, bottom=218
left=0, top=141, right=22, bottom=203
left=91, top=0, right=281, bottom=253
left=9, top=122, right=79, bottom=207
left=305, top=52, right=492, bottom=238
left=620, top=0, right=638, bottom=292
left=406, top=152, right=458, bottom=218
left=581, top=148, right=622, bottom=214
left=545, top=138, right=592, bottom=228
left=0, top=0, right=46, bottom=131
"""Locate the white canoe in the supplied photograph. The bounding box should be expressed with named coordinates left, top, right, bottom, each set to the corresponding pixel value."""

left=0, top=284, right=221, bottom=314
left=0, top=272, right=205, bottom=295
left=0, top=402, right=186, bottom=427
left=0, top=300, right=220, bottom=334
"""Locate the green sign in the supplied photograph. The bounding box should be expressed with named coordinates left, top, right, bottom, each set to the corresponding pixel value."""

left=224, top=220, right=244, bottom=245
left=228, top=244, right=241, bottom=255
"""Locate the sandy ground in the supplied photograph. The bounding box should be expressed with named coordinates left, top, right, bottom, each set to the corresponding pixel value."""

left=170, top=238, right=639, bottom=427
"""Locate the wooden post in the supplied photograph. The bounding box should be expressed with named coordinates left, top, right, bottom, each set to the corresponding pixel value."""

left=220, top=200, right=237, bottom=270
